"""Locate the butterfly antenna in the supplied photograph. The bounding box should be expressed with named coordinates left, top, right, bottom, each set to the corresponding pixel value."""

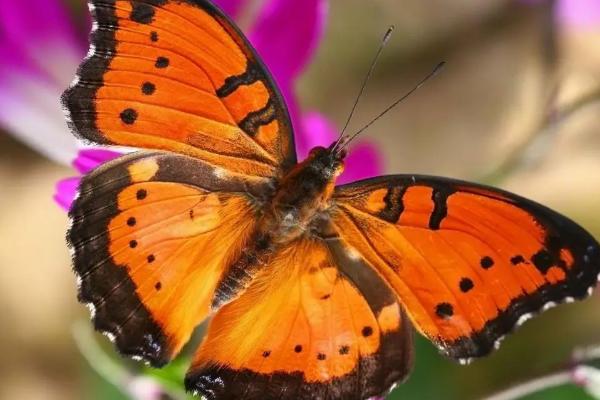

left=342, top=61, right=446, bottom=149
left=333, top=26, right=395, bottom=152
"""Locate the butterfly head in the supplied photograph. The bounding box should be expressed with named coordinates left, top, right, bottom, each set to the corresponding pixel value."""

left=306, top=144, right=347, bottom=180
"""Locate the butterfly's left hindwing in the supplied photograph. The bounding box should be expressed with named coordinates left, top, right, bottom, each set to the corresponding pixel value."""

left=185, top=238, right=413, bottom=400
left=69, top=151, right=264, bottom=366
left=332, top=175, right=600, bottom=361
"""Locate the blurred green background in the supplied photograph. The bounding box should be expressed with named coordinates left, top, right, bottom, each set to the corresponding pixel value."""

left=1, top=0, right=599, bottom=399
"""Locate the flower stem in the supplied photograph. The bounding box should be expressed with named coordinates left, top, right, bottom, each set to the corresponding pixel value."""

left=480, top=371, right=572, bottom=400
left=72, top=321, right=189, bottom=400
left=72, top=320, right=131, bottom=389
left=480, top=86, right=600, bottom=185
left=481, top=344, right=600, bottom=400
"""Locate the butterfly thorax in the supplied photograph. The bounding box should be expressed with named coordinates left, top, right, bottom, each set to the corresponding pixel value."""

left=212, top=146, right=345, bottom=309
left=260, top=146, right=345, bottom=245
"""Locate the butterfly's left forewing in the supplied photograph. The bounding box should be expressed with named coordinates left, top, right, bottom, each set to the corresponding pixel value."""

left=64, top=0, right=296, bottom=178
left=186, top=238, right=413, bottom=400
left=331, top=175, right=600, bottom=361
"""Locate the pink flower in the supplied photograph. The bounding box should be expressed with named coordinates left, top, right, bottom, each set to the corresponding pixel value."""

left=521, top=0, right=600, bottom=30
left=53, top=148, right=121, bottom=209
left=556, top=0, right=600, bottom=29
left=0, top=0, right=85, bottom=163
left=0, top=0, right=383, bottom=211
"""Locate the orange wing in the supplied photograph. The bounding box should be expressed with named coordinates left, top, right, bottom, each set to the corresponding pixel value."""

left=185, top=238, right=413, bottom=399
left=69, top=151, right=265, bottom=366
left=63, top=0, right=296, bottom=178
left=331, top=175, right=600, bottom=362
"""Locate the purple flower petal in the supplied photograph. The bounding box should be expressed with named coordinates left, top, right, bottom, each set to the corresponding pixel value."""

left=339, top=141, right=383, bottom=184
left=54, top=149, right=122, bottom=210
left=556, top=0, right=600, bottom=29
left=126, top=376, right=166, bottom=400
left=300, top=111, right=337, bottom=154
left=250, top=0, right=328, bottom=91
left=0, top=0, right=85, bottom=164
left=54, top=177, right=80, bottom=211
left=0, top=0, right=84, bottom=84
left=0, top=75, right=80, bottom=164
left=213, top=0, right=246, bottom=19
left=73, top=149, right=121, bottom=174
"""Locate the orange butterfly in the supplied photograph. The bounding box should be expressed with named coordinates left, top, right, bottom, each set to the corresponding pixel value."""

left=63, top=1, right=600, bottom=399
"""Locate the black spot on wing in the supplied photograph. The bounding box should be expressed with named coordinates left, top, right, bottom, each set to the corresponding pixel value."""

left=155, top=56, right=169, bottom=68
left=142, top=82, right=156, bottom=95
left=130, top=2, right=156, bottom=24
left=120, top=108, right=138, bottom=125
left=436, top=303, right=454, bottom=319
left=339, top=345, right=350, bottom=355
left=459, top=278, right=474, bottom=293
left=531, top=249, right=554, bottom=274
left=511, top=255, right=526, bottom=265
left=480, top=256, right=494, bottom=270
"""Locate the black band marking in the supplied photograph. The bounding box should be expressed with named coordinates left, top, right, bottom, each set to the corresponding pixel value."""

left=216, top=62, right=261, bottom=98
left=238, top=98, right=276, bottom=137
left=429, top=187, right=455, bottom=230
left=378, top=185, right=407, bottom=223
left=68, top=153, right=171, bottom=368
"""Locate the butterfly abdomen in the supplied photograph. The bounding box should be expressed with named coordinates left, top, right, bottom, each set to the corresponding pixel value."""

left=212, top=233, right=273, bottom=309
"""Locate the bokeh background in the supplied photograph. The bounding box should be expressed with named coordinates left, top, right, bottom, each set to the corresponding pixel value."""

left=1, top=0, right=599, bottom=399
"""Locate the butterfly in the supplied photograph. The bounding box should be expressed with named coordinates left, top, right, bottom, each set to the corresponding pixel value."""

left=62, top=0, right=600, bottom=399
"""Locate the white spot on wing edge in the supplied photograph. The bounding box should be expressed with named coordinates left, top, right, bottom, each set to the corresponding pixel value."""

left=493, top=335, right=506, bottom=350
left=542, top=301, right=557, bottom=311
left=516, top=312, right=533, bottom=327
left=85, top=302, right=97, bottom=320
left=458, top=357, right=473, bottom=365
left=102, top=331, right=116, bottom=343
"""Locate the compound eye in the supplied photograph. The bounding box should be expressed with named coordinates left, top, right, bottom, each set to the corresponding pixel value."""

left=309, top=146, right=326, bottom=156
